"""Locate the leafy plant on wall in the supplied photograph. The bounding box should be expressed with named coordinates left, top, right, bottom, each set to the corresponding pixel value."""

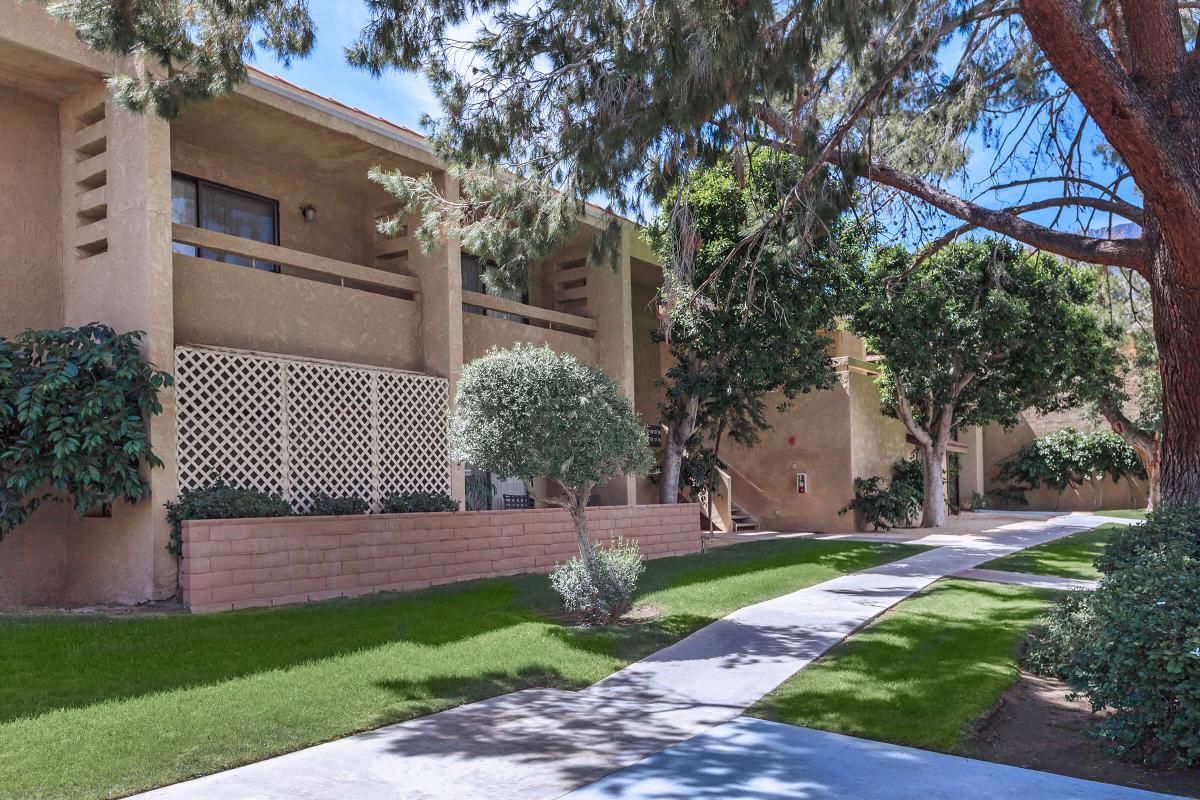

left=997, top=428, right=1146, bottom=510
left=0, top=324, right=172, bottom=537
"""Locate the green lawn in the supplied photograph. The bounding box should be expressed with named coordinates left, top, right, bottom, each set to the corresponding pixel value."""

left=980, top=523, right=1120, bottom=580
left=750, top=578, right=1051, bottom=753
left=1096, top=508, right=1147, bottom=520
left=0, top=538, right=923, bottom=800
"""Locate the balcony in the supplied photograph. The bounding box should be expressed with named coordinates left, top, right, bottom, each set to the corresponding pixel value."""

left=171, top=224, right=424, bottom=372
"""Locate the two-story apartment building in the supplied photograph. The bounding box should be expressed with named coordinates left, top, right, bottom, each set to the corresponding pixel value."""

left=0, top=4, right=1144, bottom=609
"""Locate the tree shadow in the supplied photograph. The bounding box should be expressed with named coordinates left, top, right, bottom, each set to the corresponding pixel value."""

left=0, top=574, right=552, bottom=722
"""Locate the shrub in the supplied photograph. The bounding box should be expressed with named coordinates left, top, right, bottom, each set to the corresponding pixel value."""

left=305, top=492, right=369, bottom=516
left=164, top=480, right=292, bottom=555
left=0, top=324, right=172, bottom=538
left=1023, top=590, right=1096, bottom=678
left=450, top=345, right=653, bottom=618
left=1024, top=506, right=1200, bottom=767
left=997, top=428, right=1145, bottom=509
left=964, top=491, right=989, bottom=511
left=549, top=537, right=645, bottom=625
left=381, top=491, right=459, bottom=513
left=840, top=456, right=923, bottom=530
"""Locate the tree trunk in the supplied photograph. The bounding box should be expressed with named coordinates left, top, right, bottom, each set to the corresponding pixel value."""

left=568, top=492, right=596, bottom=568
left=1099, top=409, right=1159, bottom=512
left=1145, top=224, right=1200, bottom=507
left=1145, top=451, right=1161, bottom=511
left=919, top=445, right=948, bottom=528
left=659, top=396, right=699, bottom=504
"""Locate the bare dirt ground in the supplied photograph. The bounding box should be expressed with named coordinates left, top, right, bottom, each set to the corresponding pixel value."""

left=967, top=670, right=1199, bottom=798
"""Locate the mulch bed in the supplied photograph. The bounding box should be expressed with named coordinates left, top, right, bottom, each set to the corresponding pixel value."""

left=966, top=670, right=1198, bottom=797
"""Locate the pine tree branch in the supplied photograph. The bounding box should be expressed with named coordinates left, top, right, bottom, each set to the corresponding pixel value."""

left=825, top=150, right=1150, bottom=269
left=1019, top=0, right=1200, bottom=218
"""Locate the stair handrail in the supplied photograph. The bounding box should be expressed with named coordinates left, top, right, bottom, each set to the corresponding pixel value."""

left=717, top=458, right=767, bottom=496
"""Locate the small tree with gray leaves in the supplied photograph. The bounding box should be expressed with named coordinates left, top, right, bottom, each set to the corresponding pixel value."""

left=449, top=345, right=653, bottom=620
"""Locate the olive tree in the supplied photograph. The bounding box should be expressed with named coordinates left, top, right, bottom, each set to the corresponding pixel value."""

left=448, top=344, right=653, bottom=570
left=853, top=239, right=1116, bottom=527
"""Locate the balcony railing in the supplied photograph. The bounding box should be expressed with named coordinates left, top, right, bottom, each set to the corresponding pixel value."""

left=461, top=289, right=597, bottom=337
left=171, top=224, right=420, bottom=300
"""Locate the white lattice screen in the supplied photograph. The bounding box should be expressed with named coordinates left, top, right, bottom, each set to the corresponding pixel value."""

left=175, top=346, right=450, bottom=511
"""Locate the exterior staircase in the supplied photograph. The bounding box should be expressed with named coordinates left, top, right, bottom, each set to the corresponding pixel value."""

left=730, top=502, right=759, bottom=532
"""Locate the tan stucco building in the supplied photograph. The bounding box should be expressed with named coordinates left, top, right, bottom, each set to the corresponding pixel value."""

left=0, top=5, right=1141, bottom=608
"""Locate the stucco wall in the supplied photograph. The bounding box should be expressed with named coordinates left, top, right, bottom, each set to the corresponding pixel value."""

left=181, top=503, right=701, bottom=613
left=170, top=139, right=386, bottom=268
left=0, top=84, right=62, bottom=333
left=982, top=411, right=1149, bottom=511
left=173, top=255, right=423, bottom=371
left=848, top=369, right=911, bottom=484
left=720, top=378, right=856, bottom=532
left=461, top=312, right=598, bottom=366
left=630, top=281, right=665, bottom=421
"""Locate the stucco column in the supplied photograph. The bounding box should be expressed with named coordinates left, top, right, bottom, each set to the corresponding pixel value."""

left=589, top=222, right=639, bottom=505
left=959, top=425, right=986, bottom=502
left=59, top=71, right=178, bottom=602
left=407, top=171, right=466, bottom=503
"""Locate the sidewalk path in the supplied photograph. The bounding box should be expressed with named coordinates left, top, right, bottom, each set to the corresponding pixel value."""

left=562, top=717, right=1183, bottom=800
left=133, top=513, right=1127, bottom=800
left=955, top=567, right=1100, bottom=591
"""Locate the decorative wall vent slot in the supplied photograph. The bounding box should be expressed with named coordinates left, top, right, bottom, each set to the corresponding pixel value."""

left=552, top=256, right=589, bottom=315
left=70, top=99, right=108, bottom=260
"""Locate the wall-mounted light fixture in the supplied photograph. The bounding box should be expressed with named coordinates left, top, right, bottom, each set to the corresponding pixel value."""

left=300, top=203, right=317, bottom=221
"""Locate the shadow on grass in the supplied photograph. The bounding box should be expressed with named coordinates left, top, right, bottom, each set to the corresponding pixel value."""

left=0, top=537, right=921, bottom=724
left=982, top=526, right=1115, bottom=580
left=0, top=575, right=550, bottom=723
left=750, top=579, right=1052, bottom=753
left=634, top=540, right=926, bottom=597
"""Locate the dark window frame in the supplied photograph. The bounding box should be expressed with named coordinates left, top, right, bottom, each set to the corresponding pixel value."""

left=171, top=171, right=282, bottom=273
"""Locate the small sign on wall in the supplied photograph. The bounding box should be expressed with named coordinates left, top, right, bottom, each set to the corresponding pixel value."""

left=796, top=472, right=809, bottom=494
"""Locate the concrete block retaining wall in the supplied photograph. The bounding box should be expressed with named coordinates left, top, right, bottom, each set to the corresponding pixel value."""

left=181, top=503, right=701, bottom=613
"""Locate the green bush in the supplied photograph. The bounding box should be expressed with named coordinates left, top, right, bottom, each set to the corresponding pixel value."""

left=305, top=492, right=369, bottom=517
left=1025, top=506, right=1200, bottom=767
left=549, top=537, right=645, bottom=624
left=0, top=324, right=172, bottom=538
left=164, top=480, right=292, bottom=555
left=1023, top=590, right=1096, bottom=678
left=840, top=456, right=923, bottom=530
left=997, top=428, right=1145, bottom=509
left=381, top=491, right=459, bottom=513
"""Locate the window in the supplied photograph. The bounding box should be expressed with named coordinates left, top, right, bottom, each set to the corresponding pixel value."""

left=461, top=252, right=527, bottom=322
left=171, top=173, right=279, bottom=272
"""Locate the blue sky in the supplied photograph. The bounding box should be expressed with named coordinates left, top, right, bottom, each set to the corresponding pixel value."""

left=251, top=4, right=1137, bottom=237
left=251, top=1, right=438, bottom=132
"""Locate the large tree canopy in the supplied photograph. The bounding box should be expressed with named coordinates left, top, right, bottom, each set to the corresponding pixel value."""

left=853, top=239, right=1117, bottom=526
left=649, top=150, right=866, bottom=504
left=46, top=1, right=1200, bottom=504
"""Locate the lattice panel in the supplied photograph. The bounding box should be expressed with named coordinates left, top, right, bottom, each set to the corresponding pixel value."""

left=377, top=371, right=450, bottom=497
left=175, top=346, right=450, bottom=512
left=175, top=347, right=286, bottom=495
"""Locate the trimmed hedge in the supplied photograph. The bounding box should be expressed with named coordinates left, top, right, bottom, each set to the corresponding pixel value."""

left=381, top=491, right=459, bottom=513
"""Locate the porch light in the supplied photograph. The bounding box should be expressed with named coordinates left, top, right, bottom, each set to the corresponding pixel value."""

left=300, top=203, right=317, bottom=221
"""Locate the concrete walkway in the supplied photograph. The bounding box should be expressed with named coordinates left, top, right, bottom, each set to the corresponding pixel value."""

left=955, top=567, right=1100, bottom=591
left=133, top=512, right=1128, bottom=800
left=562, top=717, right=1183, bottom=799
